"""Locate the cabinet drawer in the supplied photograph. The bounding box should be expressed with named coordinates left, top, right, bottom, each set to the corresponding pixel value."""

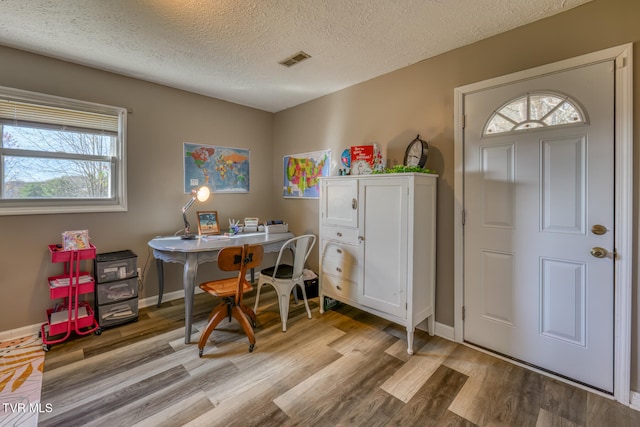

left=95, top=250, right=137, bottom=283
left=321, top=242, right=360, bottom=282
left=320, top=226, right=360, bottom=244
left=96, top=299, right=138, bottom=327
left=321, top=273, right=358, bottom=302
left=96, top=277, right=138, bottom=303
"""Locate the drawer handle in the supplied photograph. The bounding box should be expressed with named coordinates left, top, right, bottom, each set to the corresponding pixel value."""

left=352, top=198, right=358, bottom=210
left=336, top=267, right=342, bottom=273
left=336, top=285, right=342, bottom=291
left=337, top=232, right=342, bottom=237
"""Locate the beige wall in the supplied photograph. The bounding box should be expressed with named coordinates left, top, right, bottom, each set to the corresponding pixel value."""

left=1, top=0, right=638, bottom=393
left=272, top=0, right=640, bottom=391
left=0, top=44, right=276, bottom=331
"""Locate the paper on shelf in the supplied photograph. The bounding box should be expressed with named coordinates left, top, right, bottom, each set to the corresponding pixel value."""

left=102, top=308, right=134, bottom=319
left=49, top=274, right=93, bottom=288
left=50, top=307, right=89, bottom=325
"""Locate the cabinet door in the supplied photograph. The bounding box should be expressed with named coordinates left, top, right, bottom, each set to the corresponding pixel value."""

left=321, top=178, right=358, bottom=228
left=359, top=177, right=408, bottom=318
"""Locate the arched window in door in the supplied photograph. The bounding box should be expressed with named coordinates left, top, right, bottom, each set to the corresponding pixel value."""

left=484, top=92, right=587, bottom=136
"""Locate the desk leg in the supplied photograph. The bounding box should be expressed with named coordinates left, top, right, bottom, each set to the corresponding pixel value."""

left=183, top=253, right=199, bottom=344
left=156, top=259, right=165, bottom=307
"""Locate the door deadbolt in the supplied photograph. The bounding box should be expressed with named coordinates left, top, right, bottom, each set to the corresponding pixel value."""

left=590, top=247, right=608, bottom=258
left=591, top=225, right=607, bottom=235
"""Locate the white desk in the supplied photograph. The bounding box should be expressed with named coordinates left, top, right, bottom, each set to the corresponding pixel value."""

left=148, top=232, right=294, bottom=343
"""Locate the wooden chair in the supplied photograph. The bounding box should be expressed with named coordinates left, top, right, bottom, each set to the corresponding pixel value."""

left=253, top=234, right=316, bottom=332
left=197, top=243, right=264, bottom=357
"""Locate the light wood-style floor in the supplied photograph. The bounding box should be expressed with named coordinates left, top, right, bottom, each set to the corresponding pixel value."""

left=40, top=289, right=639, bottom=426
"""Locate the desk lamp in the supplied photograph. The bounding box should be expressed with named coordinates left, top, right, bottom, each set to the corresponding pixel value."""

left=181, top=185, right=211, bottom=239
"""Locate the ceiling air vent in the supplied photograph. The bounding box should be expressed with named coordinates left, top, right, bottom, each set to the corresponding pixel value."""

left=279, top=51, right=311, bottom=67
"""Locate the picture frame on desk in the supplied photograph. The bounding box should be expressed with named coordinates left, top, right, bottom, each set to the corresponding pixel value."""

left=197, top=211, right=220, bottom=235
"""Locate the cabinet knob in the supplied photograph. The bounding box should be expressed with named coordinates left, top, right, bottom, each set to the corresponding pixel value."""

left=336, top=285, right=342, bottom=291
left=336, top=248, right=342, bottom=254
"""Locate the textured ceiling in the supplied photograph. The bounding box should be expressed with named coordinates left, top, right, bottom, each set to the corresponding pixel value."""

left=0, top=0, right=591, bottom=112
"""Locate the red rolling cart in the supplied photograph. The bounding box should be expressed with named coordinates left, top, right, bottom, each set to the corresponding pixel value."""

left=41, top=244, right=101, bottom=351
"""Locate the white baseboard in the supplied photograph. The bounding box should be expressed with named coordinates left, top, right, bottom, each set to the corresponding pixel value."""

left=0, top=288, right=204, bottom=343
left=415, top=321, right=455, bottom=341
left=137, top=287, right=204, bottom=309
left=435, top=322, right=455, bottom=340
left=0, top=280, right=216, bottom=342
left=631, top=391, right=640, bottom=411
left=0, top=323, right=42, bottom=342
left=4, top=296, right=450, bottom=344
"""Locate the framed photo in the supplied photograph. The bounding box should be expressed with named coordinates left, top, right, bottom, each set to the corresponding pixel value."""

left=197, top=211, right=220, bottom=235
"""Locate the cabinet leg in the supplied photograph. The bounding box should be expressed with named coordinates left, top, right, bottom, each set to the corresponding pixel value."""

left=406, top=328, right=414, bottom=355
left=428, top=314, right=435, bottom=336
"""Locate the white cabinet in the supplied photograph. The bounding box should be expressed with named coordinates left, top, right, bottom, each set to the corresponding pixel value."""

left=319, top=173, right=437, bottom=354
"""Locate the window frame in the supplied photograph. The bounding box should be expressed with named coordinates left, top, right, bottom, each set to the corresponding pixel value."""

left=483, top=91, right=588, bottom=137
left=0, top=86, right=127, bottom=215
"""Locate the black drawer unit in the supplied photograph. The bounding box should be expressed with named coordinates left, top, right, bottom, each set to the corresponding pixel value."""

left=94, top=250, right=139, bottom=328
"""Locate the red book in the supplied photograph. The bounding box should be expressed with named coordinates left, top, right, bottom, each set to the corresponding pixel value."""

left=350, top=145, right=374, bottom=174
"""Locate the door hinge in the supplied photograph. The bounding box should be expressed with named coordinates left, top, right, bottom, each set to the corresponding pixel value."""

left=406, top=302, right=408, bottom=310
left=462, top=114, right=466, bottom=129
left=462, top=306, right=466, bottom=321
left=462, top=209, right=466, bottom=226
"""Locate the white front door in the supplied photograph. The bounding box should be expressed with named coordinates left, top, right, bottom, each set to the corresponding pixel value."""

left=463, top=60, right=615, bottom=392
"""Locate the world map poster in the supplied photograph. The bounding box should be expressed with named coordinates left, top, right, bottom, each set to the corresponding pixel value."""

left=283, top=150, right=331, bottom=199
left=184, top=143, right=250, bottom=193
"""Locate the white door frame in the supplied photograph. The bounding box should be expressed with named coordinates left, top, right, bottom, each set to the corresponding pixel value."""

left=453, top=44, right=633, bottom=405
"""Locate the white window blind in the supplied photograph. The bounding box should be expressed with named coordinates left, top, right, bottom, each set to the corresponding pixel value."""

left=0, top=86, right=127, bottom=215
left=0, top=99, right=119, bottom=134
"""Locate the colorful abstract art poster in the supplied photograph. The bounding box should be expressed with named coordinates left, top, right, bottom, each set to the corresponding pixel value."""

left=184, top=143, right=250, bottom=193
left=0, top=335, right=44, bottom=427
left=283, top=150, right=331, bottom=199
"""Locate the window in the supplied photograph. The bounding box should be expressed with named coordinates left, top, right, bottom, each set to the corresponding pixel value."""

left=484, top=92, right=586, bottom=136
left=0, top=86, right=127, bottom=215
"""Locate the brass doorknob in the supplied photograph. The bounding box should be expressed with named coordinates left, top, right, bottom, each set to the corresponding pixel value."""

left=590, top=247, right=608, bottom=258
left=591, top=225, right=607, bottom=235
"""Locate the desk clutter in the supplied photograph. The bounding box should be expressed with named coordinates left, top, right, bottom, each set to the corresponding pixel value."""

left=242, top=217, right=259, bottom=232
left=263, top=219, right=287, bottom=233
left=226, top=218, right=288, bottom=235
